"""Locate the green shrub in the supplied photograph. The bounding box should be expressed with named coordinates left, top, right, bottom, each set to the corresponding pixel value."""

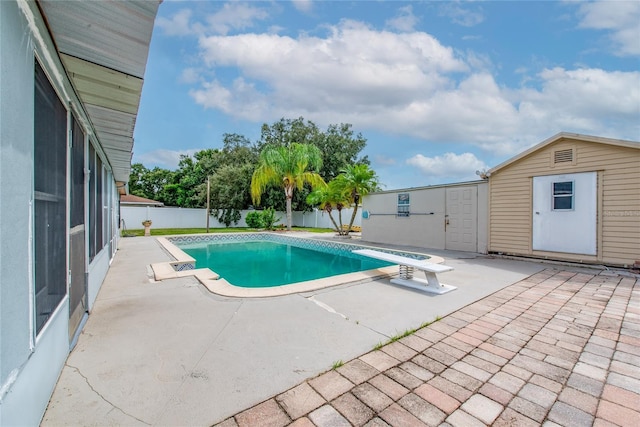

left=245, top=208, right=282, bottom=230
left=261, top=207, right=281, bottom=230
left=245, top=211, right=264, bottom=228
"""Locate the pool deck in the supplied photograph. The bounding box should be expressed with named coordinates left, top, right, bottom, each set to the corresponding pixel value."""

left=41, top=233, right=639, bottom=426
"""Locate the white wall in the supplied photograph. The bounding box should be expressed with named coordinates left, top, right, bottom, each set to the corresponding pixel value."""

left=0, top=2, right=71, bottom=424
left=292, top=209, right=360, bottom=229
left=1, top=0, right=36, bottom=398
left=362, top=188, right=447, bottom=248
left=477, top=183, right=489, bottom=254
left=88, top=249, right=111, bottom=310
left=0, top=2, right=123, bottom=424
left=0, top=301, right=69, bottom=427
left=120, top=206, right=361, bottom=230
left=362, top=182, right=488, bottom=252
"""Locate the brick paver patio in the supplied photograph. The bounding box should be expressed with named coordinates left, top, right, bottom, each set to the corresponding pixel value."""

left=215, top=269, right=639, bottom=426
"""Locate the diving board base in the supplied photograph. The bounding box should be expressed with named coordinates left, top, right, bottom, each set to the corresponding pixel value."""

left=390, top=277, right=457, bottom=295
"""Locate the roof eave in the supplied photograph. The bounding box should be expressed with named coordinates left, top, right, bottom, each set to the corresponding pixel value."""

left=488, top=132, right=640, bottom=176
left=38, top=0, right=161, bottom=183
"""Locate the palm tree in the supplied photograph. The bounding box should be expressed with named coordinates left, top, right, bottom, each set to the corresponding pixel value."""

left=306, top=180, right=349, bottom=235
left=251, top=143, right=325, bottom=231
left=337, top=164, right=380, bottom=234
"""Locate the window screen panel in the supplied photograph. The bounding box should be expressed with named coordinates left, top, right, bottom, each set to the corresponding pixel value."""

left=71, top=117, right=85, bottom=228
left=89, top=144, right=96, bottom=260
left=96, top=156, right=103, bottom=252
left=34, top=61, right=67, bottom=334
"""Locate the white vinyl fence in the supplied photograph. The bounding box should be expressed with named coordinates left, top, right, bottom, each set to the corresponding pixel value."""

left=120, top=206, right=361, bottom=231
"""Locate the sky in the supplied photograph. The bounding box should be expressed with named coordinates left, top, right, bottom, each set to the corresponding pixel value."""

left=133, top=0, right=640, bottom=190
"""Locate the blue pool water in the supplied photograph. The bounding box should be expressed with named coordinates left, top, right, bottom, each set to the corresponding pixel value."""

left=179, top=239, right=395, bottom=288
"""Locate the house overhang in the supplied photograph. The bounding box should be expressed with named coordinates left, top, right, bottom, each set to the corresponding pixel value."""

left=38, top=0, right=161, bottom=185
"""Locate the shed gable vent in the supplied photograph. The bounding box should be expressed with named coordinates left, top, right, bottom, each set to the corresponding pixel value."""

left=554, top=149, right=573, bottom=163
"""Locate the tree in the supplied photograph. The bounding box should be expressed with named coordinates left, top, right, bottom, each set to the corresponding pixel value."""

left=251, top=143, right=326, bottom=231
left=306, top=180, right=350, bottom=235
left=258, top=117, right=321, bottom=149
left=336, top=164, right=380, bottom=235
left=220, top=133, right=259, bottom=165
left=192, top=148, right=224, bottom=179
left=206, top=164, right=254, bottom=227
left=256, top=118, right=371, bottom=213
left=129, top=119, right=376, bottom=219
left=128, top=163, right=175, bottom=203
left=169, top=155, right=202, bottom=207
left=315, top=123, right=369, bottom=181
left=259, top=118, right=370, bottom=182
left=128, top=163, right=149, bottom=197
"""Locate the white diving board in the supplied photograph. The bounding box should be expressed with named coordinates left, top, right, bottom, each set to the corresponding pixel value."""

left=353, top=249, right=457, bottom=295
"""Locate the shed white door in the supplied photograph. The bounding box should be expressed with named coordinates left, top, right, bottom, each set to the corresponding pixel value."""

left=445, top=186, right=477, bottom=252
left=532, top=172, right=597, bottom=255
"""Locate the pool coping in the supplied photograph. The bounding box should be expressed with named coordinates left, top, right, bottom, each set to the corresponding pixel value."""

left=151, top=232, right=445, bottom=298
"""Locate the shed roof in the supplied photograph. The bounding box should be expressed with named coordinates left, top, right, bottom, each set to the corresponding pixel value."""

left=38, top=0, right=160, bottom=187
left=120, top=194, right=164, bottom=207
left=488, top=132, right=640, bottom=176
left=369, top=180, right=487, bottom=195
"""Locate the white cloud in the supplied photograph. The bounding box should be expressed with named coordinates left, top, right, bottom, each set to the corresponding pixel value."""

left=184, top=17, right=638, bottom=159
left=157, top=3, right=269, bottom=37
left=439, top=3, right=484, bottom=27
left=462, top=50, right=493, bottom=72
left=356, top=73, right=525, bottom=155
left=205, top=2, right=269, bottom=35
left=190, top=77, right=269, bottom=121
left=514, top=67, right=640, bottom=143
left=577, top=1, right=640, bottom=56
left=179, top=68, right=201, bottom=84
left=292, top=0, right=313, bottom=14
left=192, top=19, right=467, bottom=120
left=156, top=9, right=194, bottom=36
left=407, top=152, right=488, bottom=180
left=135, top=148, right=201, bottom=169
left=385, top=5, right=419, bottom=32
left=529, top=67, right=639, bottom=116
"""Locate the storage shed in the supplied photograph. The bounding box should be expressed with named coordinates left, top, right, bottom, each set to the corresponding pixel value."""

left=487, top=133, right=640, bottom=267
left=362, top=181, right=488, bottom=253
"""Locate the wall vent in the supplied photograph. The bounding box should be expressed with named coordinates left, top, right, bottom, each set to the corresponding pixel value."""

left=554, top=149, right=573, bottom=163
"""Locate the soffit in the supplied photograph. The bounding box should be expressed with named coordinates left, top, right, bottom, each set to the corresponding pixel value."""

left=39, top=0, right=160, bottom=184
left=62, top=54, right=143, bottom=115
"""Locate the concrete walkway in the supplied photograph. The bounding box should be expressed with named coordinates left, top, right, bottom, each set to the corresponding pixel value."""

left=41, top=235, right=638, bottom=426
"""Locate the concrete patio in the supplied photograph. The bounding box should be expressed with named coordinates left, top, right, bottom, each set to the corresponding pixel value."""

left=41, top=234, right=638, bottom=426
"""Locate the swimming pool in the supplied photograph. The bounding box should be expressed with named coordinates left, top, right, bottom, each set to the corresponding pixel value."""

left=154, top=233, right=439, bottom=297
left=177, top=239, right=394, bottom=288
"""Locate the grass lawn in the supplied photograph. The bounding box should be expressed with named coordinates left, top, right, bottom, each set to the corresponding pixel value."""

left=121, top=227, right=335, bottom=237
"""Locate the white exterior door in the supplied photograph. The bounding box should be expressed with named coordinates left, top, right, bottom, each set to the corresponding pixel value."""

left=445, top=186, right=478, bottom=252
left=532, top=172, right=597, bottom=255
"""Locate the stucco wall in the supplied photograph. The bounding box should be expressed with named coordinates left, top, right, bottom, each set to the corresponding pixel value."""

left=1, top=2, right=122, bottom=423
left=0, top=3, right=71, bottom=424
left=362, top=182, right=489, bottom=252
left=0, top=0, right=37, bottom=399
left=362, top=188, right=446, bottom=249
